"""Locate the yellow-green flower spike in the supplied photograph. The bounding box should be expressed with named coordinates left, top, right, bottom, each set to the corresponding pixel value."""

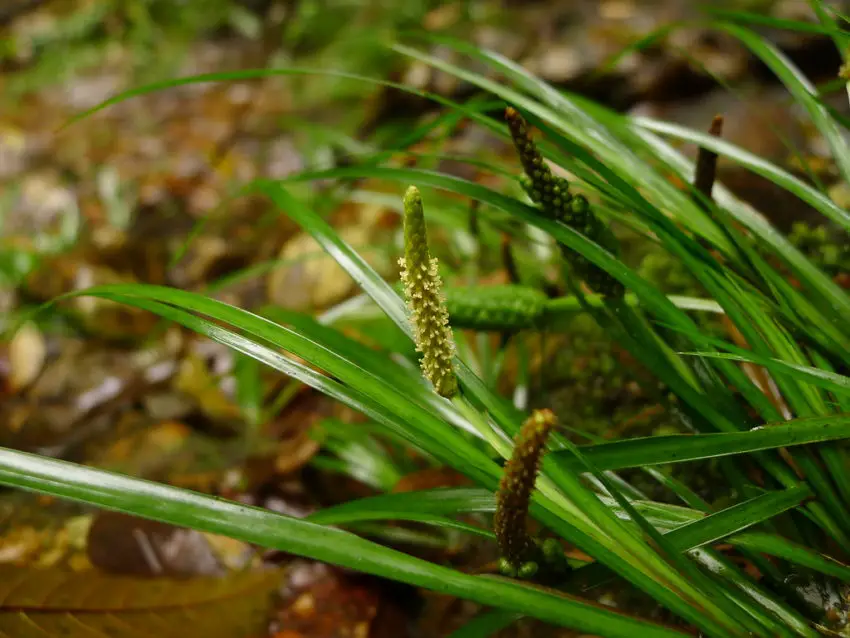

left=494, top=409, right=557, bottom=568
left=399, top=186, right=458, bottom=398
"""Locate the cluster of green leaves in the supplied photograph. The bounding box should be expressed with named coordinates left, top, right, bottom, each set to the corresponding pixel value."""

left=6, top=4, right=850, bottom=637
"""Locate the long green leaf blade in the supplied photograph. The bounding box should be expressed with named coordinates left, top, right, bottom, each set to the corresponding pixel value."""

left=716, top=21, right=850, bottom=185
left=0, top=448, right=688, bottom=638
left=555, top=415, right=850, bottom=471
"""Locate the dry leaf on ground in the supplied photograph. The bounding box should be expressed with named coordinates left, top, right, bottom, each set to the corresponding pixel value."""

left=0, top=564, right=280, bottom=638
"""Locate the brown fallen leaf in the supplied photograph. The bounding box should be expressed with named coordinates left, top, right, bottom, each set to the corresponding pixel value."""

left=0, top=564, right=280, bottom=638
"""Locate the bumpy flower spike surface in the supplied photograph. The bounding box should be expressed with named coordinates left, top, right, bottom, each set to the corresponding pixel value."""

left=399, top=186, right=459, bottom=398
left=442, top=284, right=548, bottom=331
left=495, top=409, right=569, bottom=581
left=505, top=107, right=624, bottom=299
left=506, top=107, right=573, bottom=221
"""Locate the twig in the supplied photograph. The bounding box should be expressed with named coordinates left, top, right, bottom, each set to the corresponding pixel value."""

left=501, top=232, right=521, bottom=285
left=693, top=115, right=724, bottom=203
left=468, top=198, right=480, bottom=238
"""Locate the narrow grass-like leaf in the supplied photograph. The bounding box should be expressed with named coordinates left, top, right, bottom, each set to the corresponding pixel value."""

left=393, top=38, right=734, bottom=255
left=665, top=486, right=812, bottom=551
left=283, top=166, right=755, bottom=440
left=449, top=610, right=521, bottom=638
left=233, top=354, right=262, bottom=431
left=807, top=0, right=850, bottom=108
left=705, top=8, right=850, bottom=35
left=633, top=123, right=850, bottom=329
left=316, top=484, right=827, bottom=592
left=309, top=487, right=497, bottom=523
left=312, top=486, right=796, bottom=553
left=0, top=449, right=689, bottom=638
left=261, top=307, right=474, bottom=435
left=680, top=349, right=850, bottom=397
left=63, top=56, right=840, bottom=635
left=251, top=180, right=528, bottom=438
left=316, top=507, right=495, bottom=539
left=244, top=184, right=745, bottom=630
left=633, top=117, right=850, bottom=233
left=313, top=420, right=404, bottom=492
left=732, top=532, right=850, bottom=581
left=281, top=168, right=709, bottom=340
left=52, top=286, right=499, bottom=486
left=88, top=295, right=437, bottom=453
left=715, top=21, right=850, bottom=190
left=555, top=414, right=850, bottom=471
left=688, top=548, right=815, bottom=638
left=55, top=284, right=733, bottom=633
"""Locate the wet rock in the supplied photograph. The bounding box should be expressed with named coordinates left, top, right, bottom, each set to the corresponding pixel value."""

left=87, top=511, right=226, bottom=578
